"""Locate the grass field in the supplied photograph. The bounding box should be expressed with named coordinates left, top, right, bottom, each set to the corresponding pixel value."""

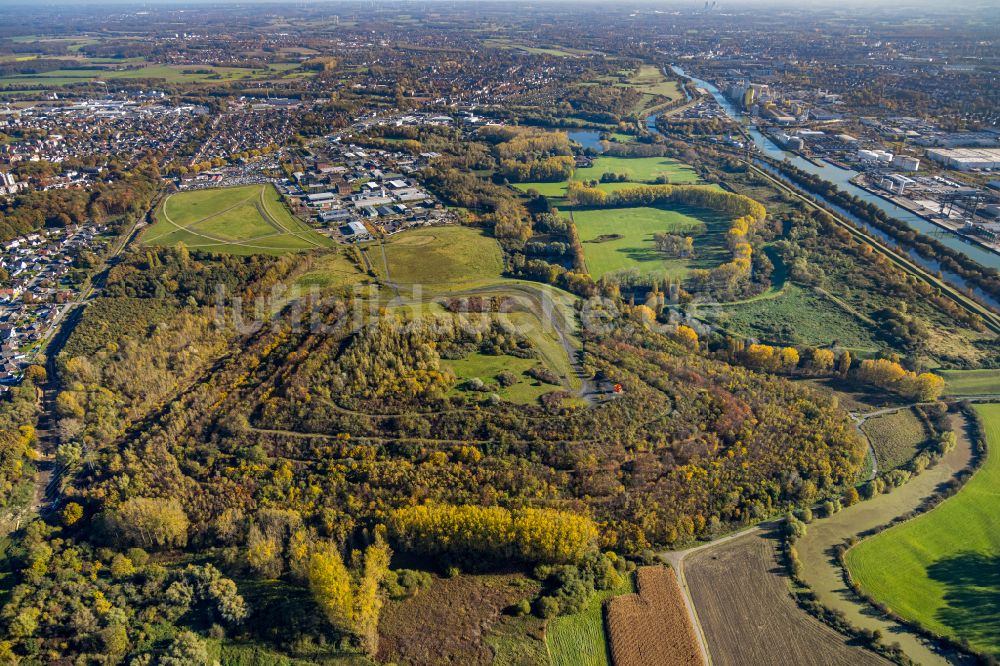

left=574, top=156, right=699, bottom=185
left=569, top=204, right=729, bottom=280
left=939, top=369, right=1000, bottom=396
left=445, top=352, right=558, bottom=405
left=861, top=407, right=930, bottom=470
left=548, top=575, right=633, bottom=666
left=142, top=184, right=333, bottom=255
left=617, top=65, right=685, bottom=113
left=846, top=403, right=1000, bottom=657
left=699, top=283, right=882, bottom=350
left=292, top=251, right=367, bottom=292
left=0, top=63, right=303, bottom=87
left=377, top=225, right=504, bottom=288
left=513, top=157, right=699, bottom=201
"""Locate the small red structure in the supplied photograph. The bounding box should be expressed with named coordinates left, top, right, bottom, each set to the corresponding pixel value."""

left=613, top=383, right=623, bottom=394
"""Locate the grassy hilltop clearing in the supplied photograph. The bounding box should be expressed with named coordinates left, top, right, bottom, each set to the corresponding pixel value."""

left=142, top=184, right=333, bottom=255
left=371, top=225, right=505, bottom=288
left=847, top=404, right=1000, bottom=657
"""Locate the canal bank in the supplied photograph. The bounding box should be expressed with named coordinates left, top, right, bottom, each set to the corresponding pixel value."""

left=667, top=64, right=1000, bottom=274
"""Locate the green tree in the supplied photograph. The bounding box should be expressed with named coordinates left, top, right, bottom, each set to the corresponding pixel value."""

left=160, top=631, right=212, bottom=666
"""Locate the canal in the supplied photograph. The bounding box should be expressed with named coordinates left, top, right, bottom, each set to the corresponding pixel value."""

left=667, top=65, right=1000, bottom=273
left=655, top=65, right=1000, bottom=308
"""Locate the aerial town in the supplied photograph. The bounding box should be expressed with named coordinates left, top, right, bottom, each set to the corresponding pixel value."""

left=0, top=3, right=998, bottom=666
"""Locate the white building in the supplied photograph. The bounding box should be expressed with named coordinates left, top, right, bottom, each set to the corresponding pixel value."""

left=892, top=155, right=920, bottom=172
left=926, top=148, right=1000, bottom=171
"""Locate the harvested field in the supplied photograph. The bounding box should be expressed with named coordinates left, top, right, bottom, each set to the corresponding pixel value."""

left=685, top=529, right=888, bottom=666
left=606, top=566, right=701, bottom=666
left=861, top=406, right=930, bottom=470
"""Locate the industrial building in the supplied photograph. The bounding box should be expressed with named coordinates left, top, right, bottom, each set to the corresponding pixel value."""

left=892, top=155, right=920, bottom=172
left=857, top=149, right=894, bottom=164
left=880, top=174, right=915, bottom=195
left=926, top=148, right=1000, bottom=171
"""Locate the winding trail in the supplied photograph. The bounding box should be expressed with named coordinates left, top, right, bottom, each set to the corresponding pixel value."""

left=795, top=411, right=977, bottom=666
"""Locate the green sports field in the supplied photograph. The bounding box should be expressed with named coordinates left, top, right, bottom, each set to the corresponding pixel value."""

left=846, top=403, right=1000, bottom=656
left=569, top=204, right=729, bottom=280
left=142, top=184, right=333, bottom=255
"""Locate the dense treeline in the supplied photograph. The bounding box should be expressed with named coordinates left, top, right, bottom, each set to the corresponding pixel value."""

left=500, top=155, right=574, bottom=183
left=388, top=504, right=598, bottom=565
left=855, top=358, right=945, bottom=401
left=488, top=128, right=574, bottom=183
left=0, top=378, right=40, bottom=507
left=421, top=166, right=532, bottom=241
left=103, top=245, right=291, bottom=307
left=1, top=521, right=248, bottom=663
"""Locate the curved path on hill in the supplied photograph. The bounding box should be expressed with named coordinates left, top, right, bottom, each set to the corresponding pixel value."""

left=149, top=185, right=324, bottom=252
left=365, top=247, right=600, bottom=403
left=795, top=411, right=977, bottom=666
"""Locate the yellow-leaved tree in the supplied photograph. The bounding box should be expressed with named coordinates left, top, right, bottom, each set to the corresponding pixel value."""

left=353, top=535, right=392, bottom=655
left=308, top=534, right=393, bottom=656
left=308, top=541, right=354, bottom=634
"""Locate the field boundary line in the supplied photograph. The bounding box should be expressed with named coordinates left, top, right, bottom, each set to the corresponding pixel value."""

left=144, top=189, right=258, bottom=243
left=148, top=187, right=324, bottom=252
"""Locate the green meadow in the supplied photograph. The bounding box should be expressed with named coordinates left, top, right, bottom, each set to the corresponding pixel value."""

left=568, top=204, right=729, bottom=280
left=846, top=403, right=1000, bottom=657
left=142, top=184, right=332, bottom=255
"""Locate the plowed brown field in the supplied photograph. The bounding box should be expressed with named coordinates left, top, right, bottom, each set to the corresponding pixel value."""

left=685, top=528, right=888, bottom=666
left=606, top=566, right=702, bottom=666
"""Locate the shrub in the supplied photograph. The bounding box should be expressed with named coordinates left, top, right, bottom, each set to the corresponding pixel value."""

left=536, top=595, right=561, bottom=618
